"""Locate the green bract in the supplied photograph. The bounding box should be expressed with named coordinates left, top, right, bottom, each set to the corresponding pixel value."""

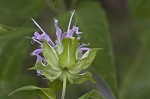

left=30, top=37, right=100, bottom=84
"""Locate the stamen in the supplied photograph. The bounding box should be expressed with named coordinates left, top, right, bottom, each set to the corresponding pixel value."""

left=67, top=10, right=75, bottom=34
left=32, top=37, right=43, bottom=45
left=31, top=18, right=46, bottom=34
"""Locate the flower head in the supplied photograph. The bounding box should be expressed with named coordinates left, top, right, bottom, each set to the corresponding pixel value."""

left=30, top=11, right=100, bottom=84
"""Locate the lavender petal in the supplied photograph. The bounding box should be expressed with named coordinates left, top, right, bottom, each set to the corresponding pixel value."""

left=54, top=18, right=62, bottom=42
left=32, top=49, right=43, bottom=62
left=67, top=26, right=82, bottom=38
left=61, top=32, right=67, bottom=39
left=79, top=47, right=90, bottom=51
left=79, top=43, right=90, bottom=48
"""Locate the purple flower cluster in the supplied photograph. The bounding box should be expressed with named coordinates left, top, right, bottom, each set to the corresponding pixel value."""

left=31, top=11, right=89, bottom=74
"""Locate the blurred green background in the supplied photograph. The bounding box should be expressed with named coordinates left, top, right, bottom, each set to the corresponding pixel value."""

left=0, top=0, right=150, bottom=99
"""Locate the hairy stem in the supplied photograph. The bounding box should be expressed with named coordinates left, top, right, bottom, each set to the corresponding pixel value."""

left=61, top=75, right=67, bottom=99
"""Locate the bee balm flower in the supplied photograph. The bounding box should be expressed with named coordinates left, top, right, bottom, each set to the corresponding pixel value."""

left=30, top=11, right=100, bottom=85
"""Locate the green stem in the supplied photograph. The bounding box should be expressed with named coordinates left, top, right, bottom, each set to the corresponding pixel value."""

left=61, top=75, right=67, bottom=99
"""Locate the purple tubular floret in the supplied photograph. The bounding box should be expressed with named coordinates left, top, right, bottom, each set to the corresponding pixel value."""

left=78, top=43, right=90, bottom=51
left=66, top=26, right=82, bottom=38
left=72, top=26, right=82, bottom=35
left=61, top=32, right=67, bottom=39
left=79, top=47, right=90, bottom=51
left=32, top=49, right=43, bottom=62
left=54, top=18, right=62, bottom=42
left=31, top=18, right=55, bottom=46
left=78, top=43, right=90, bottom=48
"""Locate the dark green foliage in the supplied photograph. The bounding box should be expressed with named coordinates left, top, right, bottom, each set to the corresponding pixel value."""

left=0, top=0, right=150, bottom=99
left=128, top=0, right=150, bottom=19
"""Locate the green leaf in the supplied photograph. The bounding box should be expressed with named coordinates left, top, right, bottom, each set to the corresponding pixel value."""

left=0, top=27, right=34, bottom=82
left=38, top=88, right=56, bottom=99
left=119, top=21, right=150, bottom=99
left=141, top=28, right=150, bottom=50
left=75, top=2, right=118, bottom=97
left=78, top=90, right=104, bottom=99
left=124, top=51, right=150, bottom=99
left=0, top=75, right=36, bottom=99
left=67, top=72, right=94, bottom=84
left=29, top=62, right=62, bottom=82
left=9, top=85, right=56, bottom=99
left=8, top=85, right=40, bottom=96
left=59, top=38, right=78, bottom=68
left=0, top=25, right=37, bottom=99
left=42, top=40, right=60, bottom=71
left=128, top=0, right=150, bottom=19
left=70, top=48, right=101, bottom=74
left=0, top=0, right=45, bottom=26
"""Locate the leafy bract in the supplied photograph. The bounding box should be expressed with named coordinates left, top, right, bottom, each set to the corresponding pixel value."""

left=38, top=88, right=56, bottom=99
left=78, top=90, right=104, bottom=99
left=70, top=48, right=101, bottom=74
left=42, top=40, right=60, bottom=71
left=59, top=38, right=78, bottom=68
left=29, top=62, right=62, bottom=82
left=9, top=85, right=55, bottom=99
left=67, top=72, right=94, bottom=84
